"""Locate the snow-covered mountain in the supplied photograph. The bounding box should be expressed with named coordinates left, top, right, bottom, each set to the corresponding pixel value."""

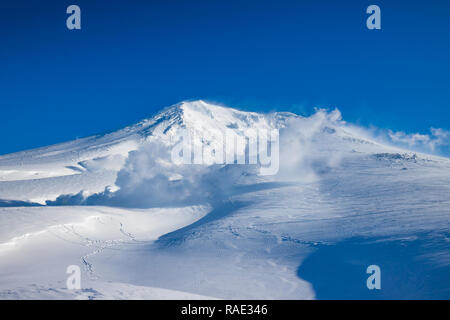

left=0, top=100, right=397, bottom=204
left=0, top=100, right=449, bottom=299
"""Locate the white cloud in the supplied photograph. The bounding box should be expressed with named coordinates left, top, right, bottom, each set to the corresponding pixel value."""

left=387, top=128, right=450, bottom=152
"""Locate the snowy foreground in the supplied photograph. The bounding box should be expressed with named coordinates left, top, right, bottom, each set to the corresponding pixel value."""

left=0, top=101, right=449, bottom=299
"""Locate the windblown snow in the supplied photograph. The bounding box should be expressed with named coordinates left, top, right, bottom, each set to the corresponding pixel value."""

left=0, top=100, right=449, bottom=299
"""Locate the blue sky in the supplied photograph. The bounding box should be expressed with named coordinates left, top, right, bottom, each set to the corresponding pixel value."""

left=0, top=0, right=449, bottom=155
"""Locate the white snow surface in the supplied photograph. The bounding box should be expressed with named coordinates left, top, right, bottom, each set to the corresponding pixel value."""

left=0, top=100, right=449, bottom=299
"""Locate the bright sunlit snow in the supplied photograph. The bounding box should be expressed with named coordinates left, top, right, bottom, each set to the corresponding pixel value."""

left=0, top=100, right=449, bottom=299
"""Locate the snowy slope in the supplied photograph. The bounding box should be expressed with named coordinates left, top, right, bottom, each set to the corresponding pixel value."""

left=0, top=101, right=394, bottom=203
left=0, top=100, right=449, bottom=299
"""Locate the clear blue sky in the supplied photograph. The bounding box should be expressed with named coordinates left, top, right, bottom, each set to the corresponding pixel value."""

left=0, top=0, right=449, bottom=155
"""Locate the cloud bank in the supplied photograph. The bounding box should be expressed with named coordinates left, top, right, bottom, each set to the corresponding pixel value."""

left=387, top=127, right=450, bottom=154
